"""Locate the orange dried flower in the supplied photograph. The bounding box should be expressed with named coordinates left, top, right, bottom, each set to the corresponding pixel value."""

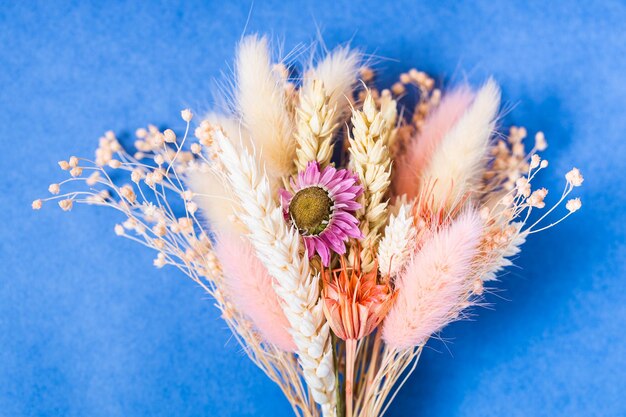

left=322, top=257, right=396, bottom=341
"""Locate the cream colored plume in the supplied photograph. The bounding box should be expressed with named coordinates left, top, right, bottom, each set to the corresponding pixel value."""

left=235, top=35, right=295, bottom=184
left=304, top=46, right=361, bottom=120
left=184, top=114, right=250, bottom=236
left=421, top=79, right=501, bottom=210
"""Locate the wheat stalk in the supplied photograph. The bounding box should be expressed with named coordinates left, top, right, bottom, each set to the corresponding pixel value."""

left=348, top=92, right=397, bottom=271
left=215, top=131, right=337, bottom=417
left=294, top=80, right=339, bottom=171
left=377, top=203, right=417, bottom=278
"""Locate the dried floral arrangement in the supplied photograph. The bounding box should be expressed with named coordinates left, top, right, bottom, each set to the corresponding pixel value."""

left=34, top=35, right=583, bottom=417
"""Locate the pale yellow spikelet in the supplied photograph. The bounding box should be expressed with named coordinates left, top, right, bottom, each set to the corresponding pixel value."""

left=348, top=91, right=397, bottom=271
left=421, top=78, right=501, bottom=210
left=294, top=80, right=339, bottom=170
left=379, top=89, right=398, bottom=145
left=235, top=35, right=295, bottom=186
left=378, top=203, right=417, bottom=278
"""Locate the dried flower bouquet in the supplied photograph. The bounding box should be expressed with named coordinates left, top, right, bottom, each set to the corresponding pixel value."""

left=34, top=35, right=583, bottom=417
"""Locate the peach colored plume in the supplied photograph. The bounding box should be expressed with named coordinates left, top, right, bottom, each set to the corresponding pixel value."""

left=216, top=233, right=296, bottom=352
left=382, top=209, right=482, bottom=350
left=393, top=86, right=474, bottom=199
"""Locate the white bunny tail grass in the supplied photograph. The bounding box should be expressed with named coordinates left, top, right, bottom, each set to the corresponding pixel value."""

left=235, top=35, right=296, bottom=185
left=185, top=166, right=238, bottom=236
left=378, top=203, right=417, bottom=278
left=184, top=113, right=252, bottom=236
left=215, top=131, right=337, bottom=416
left=305, top=46, right=361, bottom=120
left=421, top=78, right=501, bottom=211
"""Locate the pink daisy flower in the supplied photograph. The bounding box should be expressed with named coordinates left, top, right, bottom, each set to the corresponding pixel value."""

left=279, top=162, right=363, bottom=266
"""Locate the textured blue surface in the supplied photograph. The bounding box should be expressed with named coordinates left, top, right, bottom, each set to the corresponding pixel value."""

left=1, top=1, right=625, bottom=416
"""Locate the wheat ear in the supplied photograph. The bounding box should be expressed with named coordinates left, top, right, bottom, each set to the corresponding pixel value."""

left=348, top=92, right=397, bottom=271
left=377, top=203, right=417, bottom=278
left=215, top=131, right=337, bottom=416
left=294, top=80, right=339, bottom=171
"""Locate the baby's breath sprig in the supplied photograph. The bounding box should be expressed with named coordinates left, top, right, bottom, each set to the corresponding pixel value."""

left=477, top=130, right=583, bottom=282
left=34, top=110, right=316, bottom=417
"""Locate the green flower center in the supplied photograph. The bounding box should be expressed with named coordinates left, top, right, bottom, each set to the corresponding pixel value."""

left=289, top=186, right=333, bottom=235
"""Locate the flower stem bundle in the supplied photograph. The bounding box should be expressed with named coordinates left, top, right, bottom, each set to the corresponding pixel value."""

left=35, top=35, right=583, bottom=417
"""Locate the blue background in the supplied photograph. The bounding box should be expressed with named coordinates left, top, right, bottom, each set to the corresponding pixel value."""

left=1, top=1, right=625, bottom=416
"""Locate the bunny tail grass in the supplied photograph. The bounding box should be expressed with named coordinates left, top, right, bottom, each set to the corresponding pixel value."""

left=421, top=79, right=501, bottom=210
left=382, top=210, right=482, bottom=350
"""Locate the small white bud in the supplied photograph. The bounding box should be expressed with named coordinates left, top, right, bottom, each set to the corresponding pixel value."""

left=135, top=128, right=148, bottom=138
left=565, top=167, right=584, bottom=187
left=108, top=159, right=122, bottom=169
left=153, top=253, right=166, bottom=268
left=181, top=109, right=193, bottom=122
left=530, top=154, right=541, bottom=169
left=566, top=198, right=582, bottom=213
left=163, top=129, right=177, bottom=143
left=535, top=132, right=547, bottom=151
left=48, top=183, right=60, bottom=195
left=181, top=190, right=193, bottom=201
left=86, top=172, right=100, bottom=186
left=58, top=199, right=73, bottom=211
left=131, top=169, right=143, bottom=183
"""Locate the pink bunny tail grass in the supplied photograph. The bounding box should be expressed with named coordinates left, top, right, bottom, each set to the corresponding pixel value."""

left=382, top=209, right=483, bottom=350
left=216, top=233, right=296, bottom=352
left=393, top=86, right=474, bottom=199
